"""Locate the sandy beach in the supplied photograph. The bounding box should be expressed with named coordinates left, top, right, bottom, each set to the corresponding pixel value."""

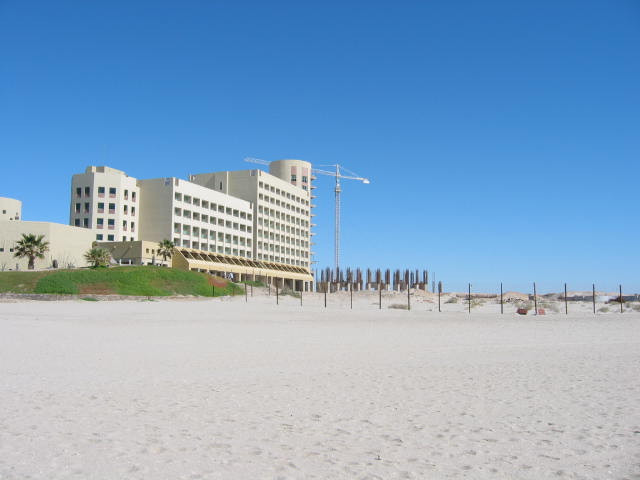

left=1, top=294, right=639, bottom=479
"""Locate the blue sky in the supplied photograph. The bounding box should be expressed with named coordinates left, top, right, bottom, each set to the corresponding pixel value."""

left=1, top=1, right=638, bottom=292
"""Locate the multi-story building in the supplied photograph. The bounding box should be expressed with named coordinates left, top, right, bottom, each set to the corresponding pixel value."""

left=190, top=159, right=313, bottom=269
left=69, top=160, right=315, bottom=290
left=69, top=166, right=140, bottom=242
left=137, top=177, right=254, bottom=258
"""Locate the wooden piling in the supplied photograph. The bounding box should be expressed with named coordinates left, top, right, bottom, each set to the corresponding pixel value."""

left=468, top=283, right=471, bottom=314
left=500, top=282, right=503, bottom=314
left=564, top=283, right=568, bottom=314
left=533, top=282, right=537, bottom=315
left=620, top=284, right=623, bottom=313
left=592, top=284, right=596, bottom=314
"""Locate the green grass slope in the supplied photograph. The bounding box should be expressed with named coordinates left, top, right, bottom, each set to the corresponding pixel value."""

left=0, top=267, right=243, bottom=297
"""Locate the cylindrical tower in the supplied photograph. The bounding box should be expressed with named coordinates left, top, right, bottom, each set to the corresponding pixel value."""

left=0, top=197, right=22, bottom=221
left=268, top=159, right=313, bottom=192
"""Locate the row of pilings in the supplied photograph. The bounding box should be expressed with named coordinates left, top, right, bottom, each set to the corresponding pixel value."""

left=315, top=267, right=431, bottom=293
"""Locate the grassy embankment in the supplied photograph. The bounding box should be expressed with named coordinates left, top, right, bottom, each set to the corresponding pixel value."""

left=0, top=266, right=243, bottom=297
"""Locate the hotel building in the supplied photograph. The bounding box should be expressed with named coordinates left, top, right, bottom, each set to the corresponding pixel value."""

left=69, top=160, right=315, bottom=290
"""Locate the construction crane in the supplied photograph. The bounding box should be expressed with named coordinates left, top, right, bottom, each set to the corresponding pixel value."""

left=312, top=164, right=369, bottom=270
left=244, top=157, right=370, bottom=270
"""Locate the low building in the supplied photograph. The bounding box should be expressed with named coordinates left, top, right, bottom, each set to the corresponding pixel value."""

left=0, top=197, right=22, bottom=221
left=0, top=220, right=95, bottom=271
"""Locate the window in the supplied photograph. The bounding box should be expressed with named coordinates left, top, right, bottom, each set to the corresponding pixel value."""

left=123, top=205, right=128, bottom=214
left=302, top=176, right=308, bottom=183
left=97, top=218, right=104, bottom=228
left=84, top=186, right=90, bottom=197
left=98, top=186, right=105, bottom=197
left=84, top=202, right=90, bottom=213
left=131, top=222, right=135, bottom=232
left=124, top=189, right=129, bottom=200
left=75, top=203, right=81, bottom=213
left=109, top=187, right=116, bottom=197
left=174, top=223, right=181, bottom=234
left=75, top=187, right=82, bottom=197
left=97, top=202, right=104, bottom=213
left=291, top=174, right=297, bottom=182
left=74, top=219, right=80, bottom=226
left=107, top=219, right=115, bottom=229
left=193, top=198, right=200, bottom=207
left=174, top=207, right=181, bottom=216
left=96, top=234, right=103, bottom=241
left=107, top=234, right=114, bottom=241
left=175, top=192, right=182, bottom=201
left=108, top=203, right=115, bottom=214
left=183, top=195, right=191, bottom=204
left=83, top=218, right=89, bottom=228
left=122, top=220, right=127, bottom=230
left=131, top=207, right=136, bottom=216
left=131, top=192, right=136, bottom=202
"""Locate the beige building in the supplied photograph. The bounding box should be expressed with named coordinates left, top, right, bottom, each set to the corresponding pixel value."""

left=69, top=160, right=315, bottom=290
left=0, top=197, right=22, bottom=221
left=0, top=220, right=95, bottom=271
left=190, top=159, right=314, bottom=269
left=70, top=166, right=140, bottom=242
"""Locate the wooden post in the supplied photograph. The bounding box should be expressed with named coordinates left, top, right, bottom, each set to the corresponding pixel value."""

left=379, top=283, right=382, bottom=310
left=468, top=283, right=471, bottom=314
left=407, top=283, right=411, bottom=311
left=592, top=284, right=596, bottom=314
left=564, top=283, right=568, bottom=314
left=350, top=283, right=353, bottom=310
left=324, top=284, right=327, bottom=308
left=276, top=281, right=279, bottom=305
left=533, top=282, right=537, bottom=315
left=619, top=284, right=623, bottom=313
left=500, top=282, right=503, bottom=314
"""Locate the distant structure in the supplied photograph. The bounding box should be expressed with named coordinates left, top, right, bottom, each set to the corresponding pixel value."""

left=69, top=162, right=314, bottom=291
left=0, top=197, right=22, bottom=221
left=0, top=197, right=94, bottom=271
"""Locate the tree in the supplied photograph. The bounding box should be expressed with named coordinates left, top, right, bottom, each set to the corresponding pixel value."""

left=14, top=234, right=50, bottom=270
left=84, top=247, right=111, bottom=268
left=157, top=239, right=175, bottom=263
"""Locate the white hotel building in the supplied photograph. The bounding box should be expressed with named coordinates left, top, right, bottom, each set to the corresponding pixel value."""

left=69, top=160, right=315, bottom=290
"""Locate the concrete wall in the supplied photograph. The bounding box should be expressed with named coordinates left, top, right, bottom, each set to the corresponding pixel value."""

left=0, top=221, right=95, bottom=271
left=0, top=197, right=22, bottom=221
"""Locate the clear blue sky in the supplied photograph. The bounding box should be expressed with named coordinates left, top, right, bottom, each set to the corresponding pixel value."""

left=1, top=1, right=638, bottom=292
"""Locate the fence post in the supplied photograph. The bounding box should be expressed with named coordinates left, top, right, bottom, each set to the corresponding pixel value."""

left=324, top=284, right=327, bottom=308
left=379, top=283, right=382, bottom=310
left=592, top=284, right=596, bottom=314
left=350, top=283, right=353, bottom=310
left=468, top=283, right=471, bottom=314
left=533, top=282, right=537, bottom=315
left=620, top=284, right=623, bottom=313
left=407, top=283, right=411, bottom=311
left=564, top=283, right=567, bottom=314
left=500, top=282, right=503, bottom=314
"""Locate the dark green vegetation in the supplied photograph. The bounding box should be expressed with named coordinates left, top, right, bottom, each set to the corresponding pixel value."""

left=0, top=267, right=243, bottom=297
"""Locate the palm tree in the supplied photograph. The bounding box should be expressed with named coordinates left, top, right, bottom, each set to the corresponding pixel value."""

left=14, top=234, right=50, bottom=270
left=84, top=247, right=111, bottom=268
left=157, top=239, right=175, bottom=263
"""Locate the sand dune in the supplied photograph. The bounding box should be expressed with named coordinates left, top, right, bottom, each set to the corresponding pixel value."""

left=1, top=296, right=639, bottom=479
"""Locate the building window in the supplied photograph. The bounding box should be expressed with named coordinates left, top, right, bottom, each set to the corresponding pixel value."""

left=131, top=191, right=136, bottom=202
left=123, top=205, right=128, bottom=215
left=175, top=192, right=182, bottom=201
left=108, top=219, right=115, bottom=229
left=131, top=207, right=135, bottom=216
left=74, top=219, right=80, bottom=226
left=108, top=203, right=115, bottom=214
left=75, top=187, right=82, bottom=198
left=84, top=186, right=90, bottom=197
left=291, top=174, right=297, bottom=182
left=98, top=186, right=105, bottom=197
left=124, top=189, right=129, bottom=200
left=84, top=202, right=90, bottom=213
left=107, top=234, right=114, bottom=241
left=131, top=222, right=135, bottom=232
left=83, top=218, right=89, bottom=228
left=97, top=202, right=104, bottom=213
left=75, top=203, right=81, bottom=213
left=109, top=187, right=116, bottom=198
left=97, top=218, right=104, bottom=229
left=96, top=234, right=103, bottom=241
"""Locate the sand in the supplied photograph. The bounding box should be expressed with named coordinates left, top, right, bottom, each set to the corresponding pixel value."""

left=1, top=293, right=639, bottom=479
